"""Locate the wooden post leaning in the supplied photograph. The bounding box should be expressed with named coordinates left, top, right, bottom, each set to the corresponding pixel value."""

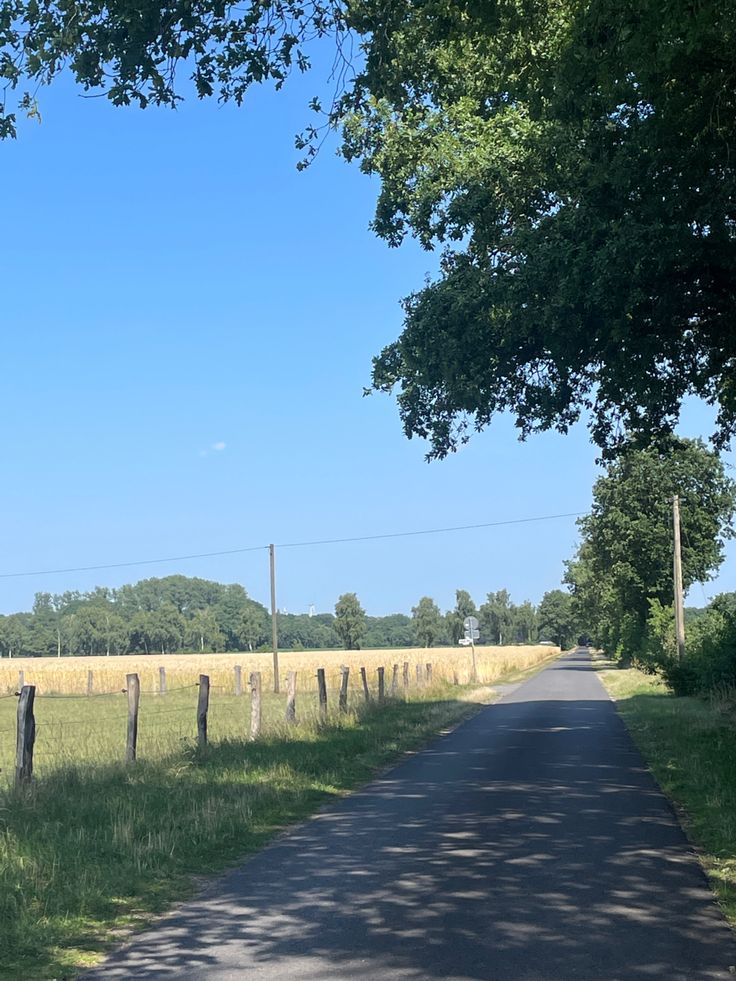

left=360, top=666, right=371, bottom=702
left=250, top=671, right=262, bottom=740
left=339, top=666, right=350, bottom=714
left=126, top=673, right=140, bottom=763
left=317, top=668, right=328, bottom=723
left=286, top=670, right=297, bottom=724
left=197, top=674, right=210, bottom=747
left=15, top=685, right=36, bottom=785
left=377, top=667, right=385, bottom=703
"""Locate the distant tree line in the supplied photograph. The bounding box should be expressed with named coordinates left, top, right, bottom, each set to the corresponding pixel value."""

left=0, top=575, right=575, bottom=658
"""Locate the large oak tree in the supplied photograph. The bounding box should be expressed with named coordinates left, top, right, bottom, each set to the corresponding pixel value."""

left=3, top=1, right=735, bottom=455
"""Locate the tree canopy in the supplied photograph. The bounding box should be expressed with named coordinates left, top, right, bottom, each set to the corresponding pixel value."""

left=3, top=2, right=735, bottom=456
left=334, top=592, right=367, bottom=650
left=566, top=437, right=736, bottom=663
left=411, top=596, right=443, bottom=648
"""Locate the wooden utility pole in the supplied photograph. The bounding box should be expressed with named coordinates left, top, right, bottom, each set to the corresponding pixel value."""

left=269, top=544, right=280, bottom=693
left=673, top=495, right=686, bottom=662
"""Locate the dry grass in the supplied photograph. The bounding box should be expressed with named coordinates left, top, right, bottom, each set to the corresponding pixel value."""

left=0, top=644, right=557, bottom=695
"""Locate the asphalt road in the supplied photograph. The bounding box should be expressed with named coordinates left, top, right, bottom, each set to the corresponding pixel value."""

left=83, top=649, right=736, bottom=980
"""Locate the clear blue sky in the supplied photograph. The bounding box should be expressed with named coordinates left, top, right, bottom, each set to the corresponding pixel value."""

left=1, top=63, right=734, bottom=616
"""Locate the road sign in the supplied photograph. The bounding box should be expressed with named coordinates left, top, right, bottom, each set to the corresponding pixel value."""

left=466, top=628, right=480, bottom=640
left=463, top=616, right=479, bottom=631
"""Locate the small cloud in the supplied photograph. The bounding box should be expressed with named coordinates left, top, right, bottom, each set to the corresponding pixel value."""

left=212, top=441, right=226, bottom=452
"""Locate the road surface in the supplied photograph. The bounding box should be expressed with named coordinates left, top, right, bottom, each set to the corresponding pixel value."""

left=83, top=649, right=736, bottom=980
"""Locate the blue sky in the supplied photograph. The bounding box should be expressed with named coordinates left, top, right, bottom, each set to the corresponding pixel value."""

left=1, top=63, right=733, bottom=617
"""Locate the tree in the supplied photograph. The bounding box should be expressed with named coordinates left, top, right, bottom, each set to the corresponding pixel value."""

left=479, top=590, right=514, bottom=645
left=511, top=601, right=538, bottom=645
left=357, top=3, right=736, bottom=458
left=236, top=605, right=269, bottom=652
left=148, top=605, right=185, bottom=655
left=411, top=597, right=442, bottom=648
left=188, top=609, right=225, bottom=653
left=0, top=614, right=30, bottom=658
left=446, top=589, right=477, bottom=646
left=566, top=438, right=736, bottom=663
left=334, top=593, right=366, bottom=650
left=4, top=5, right=735, bottom=456
left=537, top=591, right=577, bottom=650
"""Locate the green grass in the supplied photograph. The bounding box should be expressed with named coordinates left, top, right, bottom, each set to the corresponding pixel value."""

left=599, top=662, right=736, bottom=927
left=0, top=678, right=508, bottom=981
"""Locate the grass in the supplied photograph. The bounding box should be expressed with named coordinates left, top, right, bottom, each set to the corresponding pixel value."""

left=599, top=661, right=736, bottom=927
left=0, top=645, right=558, bottom=981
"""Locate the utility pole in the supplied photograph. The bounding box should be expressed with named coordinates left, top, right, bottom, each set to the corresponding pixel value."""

left=673, top=495, right=686, bottom=662
left=269, top=544, right=280, bottom=693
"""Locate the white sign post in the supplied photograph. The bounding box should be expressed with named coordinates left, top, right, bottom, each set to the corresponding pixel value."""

left=463, top=616, right=480, bottom=682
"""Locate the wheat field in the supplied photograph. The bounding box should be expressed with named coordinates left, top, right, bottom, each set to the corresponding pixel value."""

left=0, top=644, right=557, bottom=695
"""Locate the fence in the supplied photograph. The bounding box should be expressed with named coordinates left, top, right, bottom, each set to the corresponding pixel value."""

left=4, top=659, right=443, bottom=787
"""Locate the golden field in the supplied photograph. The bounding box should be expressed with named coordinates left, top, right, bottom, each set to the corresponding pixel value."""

left=0, top=644, right=559, bottom=695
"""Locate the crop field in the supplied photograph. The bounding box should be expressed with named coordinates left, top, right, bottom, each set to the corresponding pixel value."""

left=0, top=645, right=555, bottom=787
left=0, top=643, right=559, bottom=980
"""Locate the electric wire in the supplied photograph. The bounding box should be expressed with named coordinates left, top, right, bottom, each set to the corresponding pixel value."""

left=0, top=511, right=585, bottom=580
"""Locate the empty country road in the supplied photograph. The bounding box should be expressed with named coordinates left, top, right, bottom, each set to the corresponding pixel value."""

left=82, top=650, right=736, bottom=980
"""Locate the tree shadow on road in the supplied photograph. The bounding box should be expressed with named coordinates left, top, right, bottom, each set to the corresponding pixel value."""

left=82, top=653, right=736, bottom=981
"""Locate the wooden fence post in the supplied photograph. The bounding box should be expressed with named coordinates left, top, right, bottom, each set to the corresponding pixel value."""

left=286, top=670, right=297, bottom=724
left=339, top=666, right=349, bottom=713
left=197, top=674, right=210, bottom=747
left=126, top=673, right=140, bottom=763
left=377, top=666, right=385, bottom=703
left=452, top=669, right=459, bottom=686
left=87, top=669, right=94, bottom=696
left=234, top=664, right=242, bottom=697
left=360, top=666, right=371, bottom=702
left=390, top=664, right=399, bottom=697
left=159, top=666, right=167, bottom=695
left=426, top=663, right=433, bottom=685
left=317, top=668, right=328, bottom=723
left=403, top=661, right=410, bottom=693
left=250, top=671, right=262, bottom=740
left=18, top=670, right=24, bottom=691
left=15, top=685, right=36, bottom=785
left=416, top=664, right=423, bottom=687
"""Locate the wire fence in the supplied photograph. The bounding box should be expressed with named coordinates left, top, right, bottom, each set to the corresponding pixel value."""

left=1, top=657, right=455, bottom=789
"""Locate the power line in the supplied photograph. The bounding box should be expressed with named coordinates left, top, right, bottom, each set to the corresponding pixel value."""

left=0, top=544, right=268, bottom=580
left=0, top=511, right=584, bottom=581
left=276, top=512, right=585, bottom=549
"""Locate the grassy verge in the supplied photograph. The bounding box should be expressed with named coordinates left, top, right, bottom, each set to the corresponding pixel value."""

left=0, top=654, right=557, bottom=981
left=599, top=662, right=736, bottom=926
